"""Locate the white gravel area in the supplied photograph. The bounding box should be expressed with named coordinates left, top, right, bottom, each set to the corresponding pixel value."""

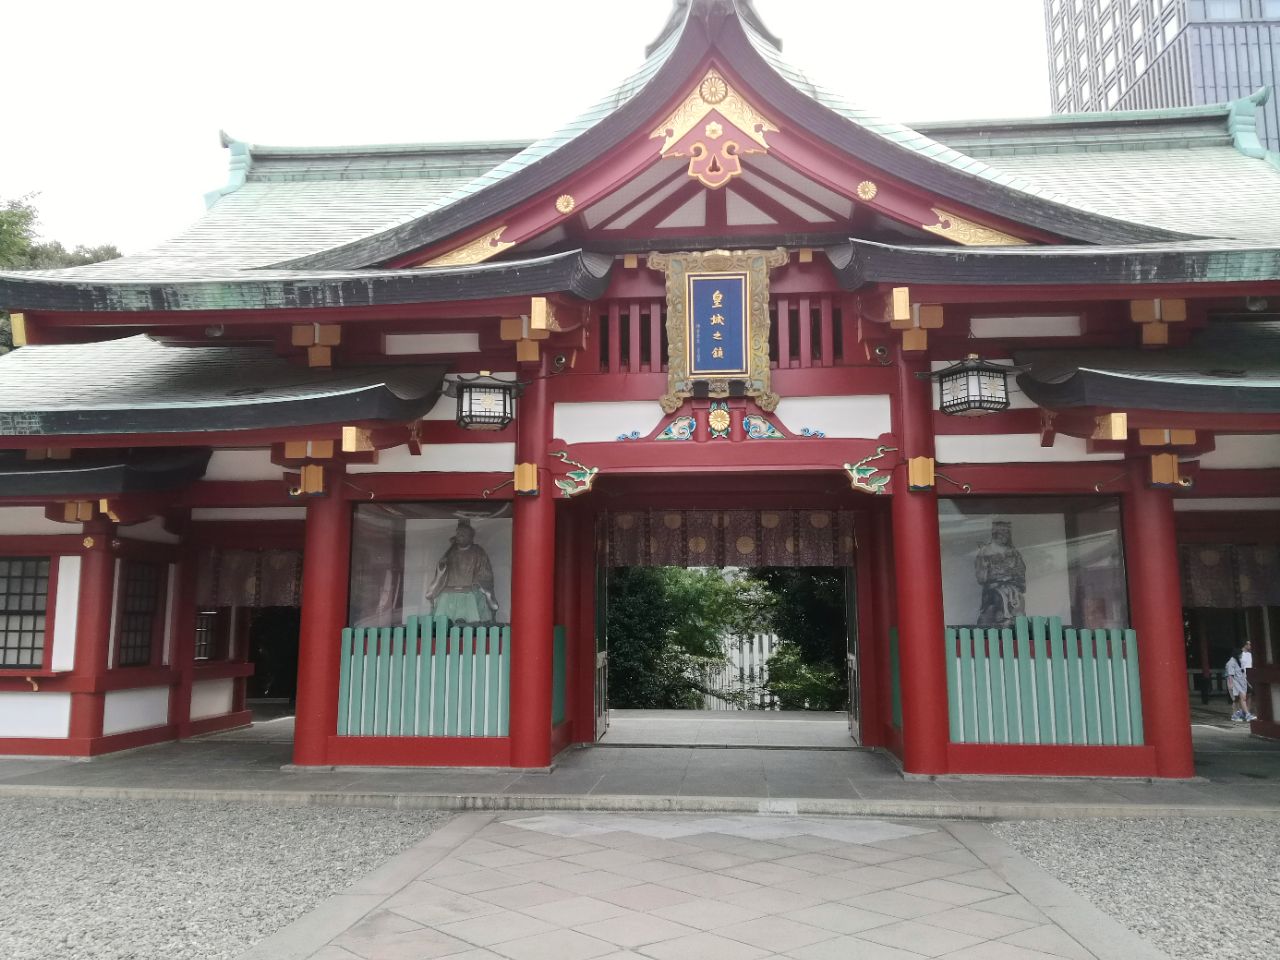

left=0, top=798, right=446, bottom=960
left=993, top=818, right=1280, bottom=960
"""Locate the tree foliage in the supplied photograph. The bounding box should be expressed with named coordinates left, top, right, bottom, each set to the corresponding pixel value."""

left=0, top=194, right=121, bottom=354
left=605, top=567, right=771, bottom=709
left=750, top=567, right=849, bottom=711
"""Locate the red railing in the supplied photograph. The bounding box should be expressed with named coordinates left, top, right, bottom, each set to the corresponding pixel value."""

left=594, top=295, right=850, bottom=374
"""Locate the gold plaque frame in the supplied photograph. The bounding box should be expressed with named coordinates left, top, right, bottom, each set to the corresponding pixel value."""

left=648, top=248, right=788, bottom=413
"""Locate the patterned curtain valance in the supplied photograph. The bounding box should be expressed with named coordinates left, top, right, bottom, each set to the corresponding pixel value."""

left=1179, top=543, right=1280, bottom=608
left=196, top=547, right=303, bottom=608
left=605, top=509, right=855, bottom=568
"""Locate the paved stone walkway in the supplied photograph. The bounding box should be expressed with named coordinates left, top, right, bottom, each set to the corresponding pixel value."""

left=601, top=711, right=853, bottom=748
left=1, top=724, right=1276, bottom=819
left=241, top=812, right=1168, bottom=960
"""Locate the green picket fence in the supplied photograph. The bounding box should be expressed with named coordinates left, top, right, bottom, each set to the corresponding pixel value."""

left=337, top=615, right=510, bottom=737
left=944, top=617, right=1144, bottom=746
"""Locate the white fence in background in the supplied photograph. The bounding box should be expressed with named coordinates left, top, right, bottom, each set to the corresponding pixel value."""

left=702, top=633, right=780, bottom=710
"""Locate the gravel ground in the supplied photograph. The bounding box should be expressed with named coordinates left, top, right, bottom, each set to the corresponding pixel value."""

left=0, top=798, right=446, bottom=960
left=993, top=818, right=1280, bottom=960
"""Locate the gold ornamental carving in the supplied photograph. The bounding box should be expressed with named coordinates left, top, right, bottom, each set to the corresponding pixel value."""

left=921, top=208, right=1027, bottom=246
left=420, top=226, right=515, bottom=267
left=647, top=247, right=789, bottom=413
left=650, top=68, right=779, bottom=189
left=856, top=180, right=878, bottom=200
left=555, top=194, right=576, bottom=214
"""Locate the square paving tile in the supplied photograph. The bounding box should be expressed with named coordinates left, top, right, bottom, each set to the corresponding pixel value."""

left=722, top=885, right=822, bottom=916
left=970, top=893, right=1051, bottom=924
left=332, top=910, right=472, bottom=960
left=635, top=931, right=771, bottom=960
left=888, top=855, right=975, bottom=879
left=490, top=928, right=616, bottom=960
left=573, top=912, right=698, bottom=948
left=843, top=889, right=955, bottom=920
left=781, top=901, right=899, bottom=935
left=546, top=869, right=644, bottom=895
left=775, top=874, right=877, bottom=902
left=382, top=883, right=506, bottom=925
left=565, top=849, right=652, bottom=871
left=926, top=905, right=1039, bottom=939
left=716, top=915, right=836, bottom=952
left=658, top=872, right=760, bottom=898
left=770, top=853, right=859, bottom=874
left=719, top=860, right=814, bottom=886
left=596, top=882, right=700, bottom=911
left=788, top=934, right=927, bottom=960
left=858, top=918, right=988, bottom=957
left=895, top=878, right=1000, bottom=906
left=477, top=882, right=577, bottom=910
left=603, top=859, right=702, bottom=883
left=436, top=911, right=558, bottom=947
left=831, top=864, right=924, bottom=890
left=943, top=942, right=1067, bottom=960
left=433, top=869, right=525, bottom=895
left=946, top=867, right=1016, bottom=894
left=1000, top=923, right=1095, bottom=960
left=664, top=850, right=754, bottom=871
left=648, top=897, right=766, bottom=930
left=522, top=896, right=633, bottom=926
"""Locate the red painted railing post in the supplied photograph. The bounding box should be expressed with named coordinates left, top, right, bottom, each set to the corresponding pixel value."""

left=891, top=351, right=950, bottom=775
left=1123, top=459, right=1195, bottom=778
left=510, top=368, right=556, bottom=768
left=292, top=465, right=351, bottom=767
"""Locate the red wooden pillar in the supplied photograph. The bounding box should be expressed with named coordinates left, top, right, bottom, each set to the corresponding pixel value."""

left=853, top=510, right=882, bottom=747
left=1123, top=459, right=1195, bottom=778
left=891, top=351, right=949, bottom=775
left=292, top=465, right=351, bottom=767
left=510, top=369, right=556, bottom=768
left=69, top=518, right=117, bottom=745
left=867, top=506, right=896, bottom=749
left=572, top=507, right=599, bottom=744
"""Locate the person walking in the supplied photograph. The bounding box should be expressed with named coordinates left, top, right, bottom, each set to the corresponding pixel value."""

left=1240, top=640, right=1257, bottom=721
left=1225, top=644, right=1253, bottom=722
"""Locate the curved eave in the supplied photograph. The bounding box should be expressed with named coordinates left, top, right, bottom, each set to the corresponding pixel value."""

left=826, top=239, right=1280, bottom=288
left=1018, top=371, right=1280, bottom=415
left=0, top=450, right=212, bottom=498
left=0, top=380, right=445, bottom=438
left=0, top=250, right=613, bottom=314
left=273, top=4, right=1190, bottom=272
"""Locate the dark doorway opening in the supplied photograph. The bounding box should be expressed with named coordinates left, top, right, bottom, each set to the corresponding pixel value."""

left=246, top=606, right=301, bottom=719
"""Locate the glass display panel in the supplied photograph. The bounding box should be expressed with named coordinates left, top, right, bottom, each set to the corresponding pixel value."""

left=349, top=502, right=513, bottom=630
left=939, top=497, right=1128, bottom=629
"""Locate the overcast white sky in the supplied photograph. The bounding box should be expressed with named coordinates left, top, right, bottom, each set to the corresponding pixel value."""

left=1, top=1, right=1049, bottom=255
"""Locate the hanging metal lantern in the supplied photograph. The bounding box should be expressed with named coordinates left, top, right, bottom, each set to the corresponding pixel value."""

left=926, top=355, right=1022, bottom=417
left=446, top=376, right=519, bottom=431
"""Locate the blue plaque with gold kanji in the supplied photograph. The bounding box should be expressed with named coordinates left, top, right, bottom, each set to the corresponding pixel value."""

left=649, top=248, right=788, bottom=413
left=687, top=273, right=748, bottom=376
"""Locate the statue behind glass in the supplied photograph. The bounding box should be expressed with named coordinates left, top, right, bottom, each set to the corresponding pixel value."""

left=975, top=519, right=1026, bottom=627
left=424, top=519, right=499, bottom=625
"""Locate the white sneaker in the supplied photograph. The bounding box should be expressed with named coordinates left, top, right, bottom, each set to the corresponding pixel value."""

left=1246, top=713, right=1258, bottom=721
left=1231, top=712, right=1245, bottom=722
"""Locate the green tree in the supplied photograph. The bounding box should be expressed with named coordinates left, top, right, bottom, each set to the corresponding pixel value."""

left=751, top=567, right=849, bottom=710
left=605, top=566, right=770, bottom=709
left=0, top=194, right=121, bottom=354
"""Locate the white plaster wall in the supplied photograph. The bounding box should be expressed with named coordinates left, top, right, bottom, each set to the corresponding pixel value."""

left=553, top=402, right=666, bottom=444
left=935, top=434, right=1122, bottom=464
left=204, top=449, right=279, bottom=481
left=0, top=507, right=76, bottom=536
left=0, top=692, right=71, bottom=738
left=119, top=517, right=180, bottom=544
left=773, top=395, right=892, bottom=439
left=969, top=315, right=1082, bottom=338
left=347, top=443, right=517, bottom=474
left=1198, top=435, right=1280, bottom=470
left=191, top=507, right=307, bottom=521
left=384, top=332, right=480, bottom=355
left=50, top=556, right=80, bottom=672
left=102, top=687, right=170, bottom=735
left=189, top=678, right=235, bottom=720
left=1174, top=497, right=1280, bottom=512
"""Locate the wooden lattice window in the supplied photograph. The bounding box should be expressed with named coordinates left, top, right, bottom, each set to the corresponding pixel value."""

left=0, top=557, right=51, bottom=669
left=193, top=608, right=230, bottom=661
left=117, top=562, right=163, bottom=668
